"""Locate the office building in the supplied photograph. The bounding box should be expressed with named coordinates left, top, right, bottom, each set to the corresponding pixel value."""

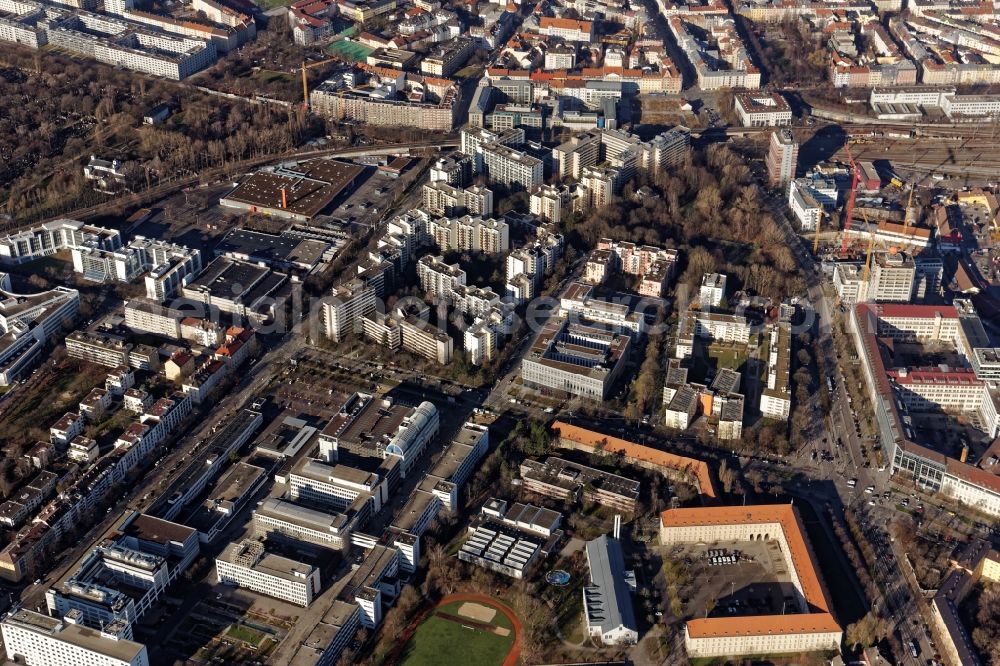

left=559, top=281, right=645, bottom=337
left=521, top=317, right=630, bottom=400
left=868, top=251, right=917, bottom=302
left=850, top=302, right=1000, bottom=517
left=46, top=512, right=200, bottom=636
left=216, top=540, right=321, bottom=607
left=1, top=608, right=149, bottom=666
left=286, top=600, right=361, bottom=666
left=317, top=393, right=439, bottom=478
left=735, top=92, right=792, bottom=127
left=289, top=458, right=383, bottom=519
left=520, top=457, right=639, bottom=512
left=181, top=257, right=288, bottom=324
left=0, top=219, right=121, bottom=265
left=253, top=498, right=355, bottom=552
left=0, top=273, right=80, bottom=387
left=760, top=323, right=792, bottom=420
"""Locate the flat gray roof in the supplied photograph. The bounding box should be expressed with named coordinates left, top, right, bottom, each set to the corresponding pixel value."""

left=256, top=497, right=349, bottom=531
left=584, top=535, right=637, bottom=636
left=3, top=608, right=147, bottom=662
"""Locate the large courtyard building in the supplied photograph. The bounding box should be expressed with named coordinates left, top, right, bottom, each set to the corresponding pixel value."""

left=659, top=505, right=842, bottom=657
left=521, top=317, right=631, bottom=400
left=851, top=301, right=1000, bottom=516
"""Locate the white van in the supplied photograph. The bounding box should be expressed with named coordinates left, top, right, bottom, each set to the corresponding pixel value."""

left=847, top=478, right=857, bottom=488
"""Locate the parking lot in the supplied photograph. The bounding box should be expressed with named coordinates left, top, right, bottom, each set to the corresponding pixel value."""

left=662, top=539, right=803, bottom=618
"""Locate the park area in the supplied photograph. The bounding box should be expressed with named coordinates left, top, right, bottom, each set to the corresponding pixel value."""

left=400, top=598, right=517, bottom=666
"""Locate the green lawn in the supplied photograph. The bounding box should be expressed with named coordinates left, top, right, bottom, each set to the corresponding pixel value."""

left=400, top=611, right=513, bottom=666
left=707, top=345, right=747, bottom=371
left=257, top=69, right=293, bottom=83
left=226, top=624, right=264, bottom=647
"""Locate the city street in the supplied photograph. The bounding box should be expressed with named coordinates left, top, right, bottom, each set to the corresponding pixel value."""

left=766, top=185, right=937, bottom=663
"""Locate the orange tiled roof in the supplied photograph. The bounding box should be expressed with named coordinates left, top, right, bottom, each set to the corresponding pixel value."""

left=660, top=505, right=832, bottom=616
left=551, top=422, right=717, bottom=498
left=686, top=613, right=841, bottom=639
left=539, top=16, right=592, bottom=32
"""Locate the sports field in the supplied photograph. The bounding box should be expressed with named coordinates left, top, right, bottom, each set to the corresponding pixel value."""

left=327, top=39, right=374, bottom=62
left=400, top=600, right=515, bottom=666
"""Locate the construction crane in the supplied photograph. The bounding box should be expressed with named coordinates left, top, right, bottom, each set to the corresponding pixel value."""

left=860, top=207, right=878, bottom=285
left=903, top=182, right=916, bottom=229
left=840, top=143, right=860, bottom=257
left=301, top=58, right=340, bottom=110
left=813, top=207, right=822, bottom=255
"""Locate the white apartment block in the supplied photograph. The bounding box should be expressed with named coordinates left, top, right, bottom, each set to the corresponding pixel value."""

left=1, top=609, right=149, bottom=666
left=421, top=182, right=494, bottom=217
left=321, top=279, right=377, bottom=342
left=216, top=540, right=321, bottom=607
left=788, top=180, right=822, bottom=231
left=399, top=317, right=454, bottom=365
left=552, top=128, right=690, bottom=184
left=699, top=272, right=727, bottom=307
left=481, top=143, right=543, bottom=189
left=530, top=184, right=581, bottom=224
left=0, top=219, right=121, bottom=265
left=427, top=215, right=510, bottom=254
left=465, top=319, right=498, bottom=365
left=417, top=255, right=466, bottom=299
left=580, top=166, right=620, bottom=208
left=459, top=126, right=524, bottom=172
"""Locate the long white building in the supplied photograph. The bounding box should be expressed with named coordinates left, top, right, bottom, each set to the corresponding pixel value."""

left=216, top=540, right=322, bottom=607
left=851, top=302, right=1000, bottom=517
left=1, top=608, right=149, bottom=666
